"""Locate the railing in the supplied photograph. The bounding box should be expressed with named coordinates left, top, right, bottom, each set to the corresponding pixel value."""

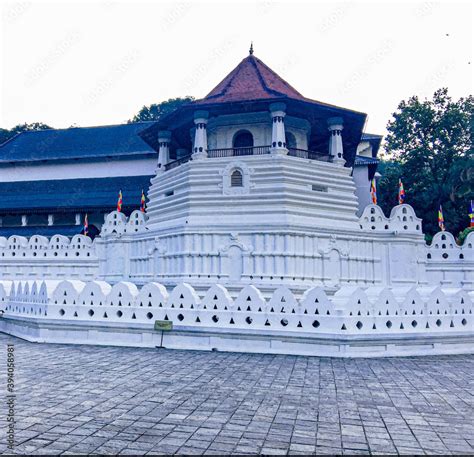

left=287, top=148, right=332, bottom=162
left=164, top=155, right=192, bottom=171
left=164, top=146, right=331, bottom=170
left=207, top=145, right=271, bottom=158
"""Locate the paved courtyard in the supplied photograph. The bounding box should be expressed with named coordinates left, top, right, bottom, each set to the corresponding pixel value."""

left=0, top=333, right=473, bottom=455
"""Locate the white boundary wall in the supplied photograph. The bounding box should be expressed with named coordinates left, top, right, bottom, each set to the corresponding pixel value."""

left=1, top=279, right=472, bottom=357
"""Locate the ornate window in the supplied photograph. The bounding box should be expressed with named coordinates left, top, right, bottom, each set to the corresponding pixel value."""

left=231, top=170, right=243, bottom=187
left=221, top=161, right=252, bottom=195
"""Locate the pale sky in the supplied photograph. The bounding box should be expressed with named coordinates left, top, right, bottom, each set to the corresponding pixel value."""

left=1, top=0, right=472, bottom=140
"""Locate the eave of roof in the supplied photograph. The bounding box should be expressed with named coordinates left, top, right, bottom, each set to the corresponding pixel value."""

left=0, top=175, right=153, bottom=212
left=354, top=155, right=380, bottom=166
left=0, top=122, right=158, bottom=164
left=360, top=132, right=383, bottom=158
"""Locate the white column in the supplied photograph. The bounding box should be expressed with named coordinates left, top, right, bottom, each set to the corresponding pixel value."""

left=157, top=130, right=171, bottom=173
left=49, top=214, right=56, bottom=226
left=192, top=110, right=209, bottom=160
left=21, top=215, right=28, bottom=226
left=327, top=117, right=345, bottom=165
left=74, top=214, right=80, bottom=226
left=269, top=102, right=288, bottom=155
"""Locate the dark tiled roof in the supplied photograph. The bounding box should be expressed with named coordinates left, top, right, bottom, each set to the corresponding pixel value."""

left=0, top=176, right=153, bottom=212
left=361, top=133, right=383, bottom=141
left=354, top=155, right=380, bottom=166
left=0, top=122, right=157, bottom=164
left=0, top=225, right=84, bottom=238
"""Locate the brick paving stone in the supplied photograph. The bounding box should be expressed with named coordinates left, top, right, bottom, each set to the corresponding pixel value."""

left=0, top=333, right=473, bottom=455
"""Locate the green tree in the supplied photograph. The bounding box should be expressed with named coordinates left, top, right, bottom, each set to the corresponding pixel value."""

left=383, top=88, right=473, bottom=240
left=129, top=96, right=194, bottom=123
left=0, top=122, right=52, bottom=145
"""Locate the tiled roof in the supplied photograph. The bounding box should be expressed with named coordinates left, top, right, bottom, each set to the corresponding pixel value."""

left=195, top=55, right=306, bottom=104
left=361, top=133, right=383, bottom=141
left=0, top=225, right=84, bottom=237
left=0, top=176, right=153, bottom=212
left=354, top=155, right=380, bottom=166
left=0, top=122, right=157, bottom=164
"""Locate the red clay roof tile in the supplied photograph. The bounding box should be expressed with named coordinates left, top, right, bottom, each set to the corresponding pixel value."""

left=197, top=54, right=306, bottom=104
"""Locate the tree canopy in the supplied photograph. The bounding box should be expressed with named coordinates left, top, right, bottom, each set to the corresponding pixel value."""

left=378, top=88, right=473, bottom=241
left=0, top=122, right=52, bottom=145
left=129, top=96, right=194, bottom=123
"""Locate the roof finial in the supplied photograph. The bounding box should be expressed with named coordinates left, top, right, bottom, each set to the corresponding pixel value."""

left=249, top=42, right=254, bottom=55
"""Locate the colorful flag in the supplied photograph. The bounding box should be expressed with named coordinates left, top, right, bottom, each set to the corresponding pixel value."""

left=117, top=190, right=123, bottom=212
left=370, top=179, right=377, bottom=205
left=140, top=189, right=146, bottom=213
left=398, top=179, right=406, bottom=205
left=470, top=200, right=474, bottom=228
left=438, top=205, right=445, bottom=231
left=83, top=214, right=89, bottom=236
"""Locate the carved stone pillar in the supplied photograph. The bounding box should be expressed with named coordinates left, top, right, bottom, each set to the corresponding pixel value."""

left=192, top=110, right=209, bottom=160
left=327, top=117, right=345, bottom=165
left=157, top=130, right=171, bottom=173
left=269, top=102, right=288, bottom=155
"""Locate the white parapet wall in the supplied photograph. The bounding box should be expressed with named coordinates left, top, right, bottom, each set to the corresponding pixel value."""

left=0, top=234, right=99, bottom=280
left=1, top=279, right=472, bottom=358
left=0, top=207, right=472, bottom=293
left=425, top=231, right=474, bottom=288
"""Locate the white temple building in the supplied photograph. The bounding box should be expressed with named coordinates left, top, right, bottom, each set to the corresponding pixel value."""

left=0, top=50, right=472, bottom=358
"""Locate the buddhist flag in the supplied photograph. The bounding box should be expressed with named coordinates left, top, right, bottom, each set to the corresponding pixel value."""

left=370, top=179, right=377, bottom=205
left=438, top=205, right=445, bottom=231
left=398, top=179, right=406, bottom=205
left=140, top=189, right=146, bottom=213
left=117, top=190, right=123, bottom=212
left=470, top=200, right=474, bottom=228
left=83, top=214, right=89, bottom=236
